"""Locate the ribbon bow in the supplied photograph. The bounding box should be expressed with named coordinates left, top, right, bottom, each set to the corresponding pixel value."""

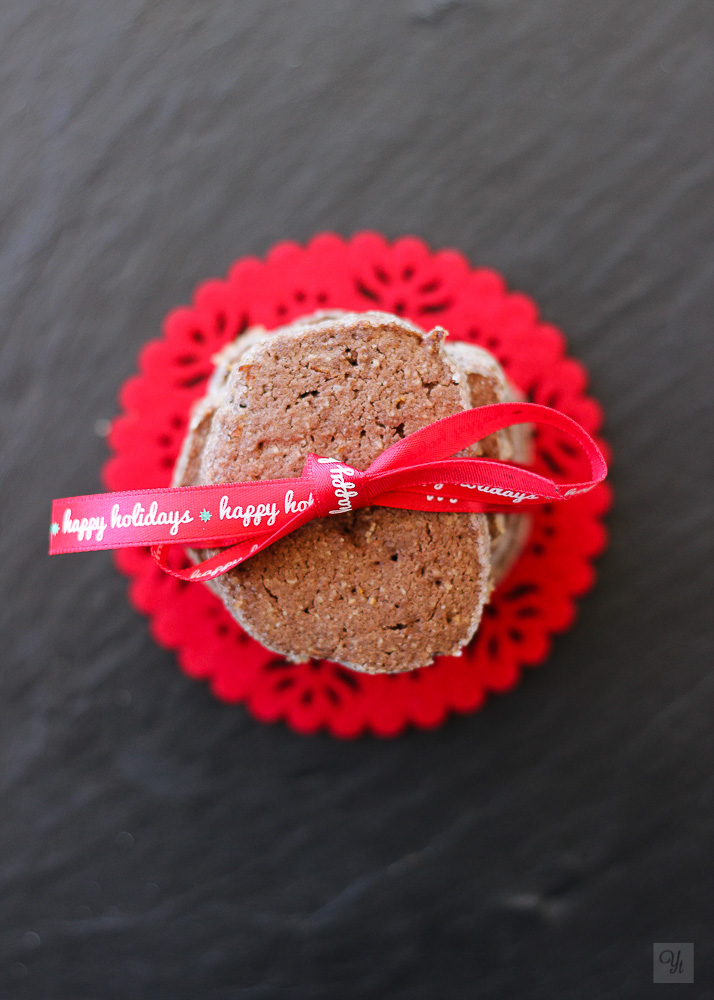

left=49, top=402, right=607, bottom=582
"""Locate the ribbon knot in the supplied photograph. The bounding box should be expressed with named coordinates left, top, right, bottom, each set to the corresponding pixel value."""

left=304, top=456, right=371, bottom=518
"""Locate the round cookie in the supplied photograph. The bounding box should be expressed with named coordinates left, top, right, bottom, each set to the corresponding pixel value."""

left=172, top=311, right=526, bottom=673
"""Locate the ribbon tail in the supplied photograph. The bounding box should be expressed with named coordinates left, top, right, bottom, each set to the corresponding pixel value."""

left=371, top=488, right=541, bottom=514
left=152, top=504, right=318, bottom=581
left=366, top=458, right=563, bottom=504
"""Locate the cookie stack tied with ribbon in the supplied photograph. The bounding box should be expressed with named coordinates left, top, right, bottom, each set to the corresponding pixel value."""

left=172, top=310, right=532, bottom=674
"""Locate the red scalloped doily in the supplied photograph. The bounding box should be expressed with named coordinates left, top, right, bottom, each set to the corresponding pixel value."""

left=104, top=232, right=612, bottom=738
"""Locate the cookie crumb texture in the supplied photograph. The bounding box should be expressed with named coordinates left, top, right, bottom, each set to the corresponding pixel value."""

left=173, top=311, right=527, bottom=673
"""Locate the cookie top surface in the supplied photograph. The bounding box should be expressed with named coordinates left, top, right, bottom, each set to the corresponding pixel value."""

left=173, top=311, right=502, bottom=673
left=197, top=311, right=472, bottom=482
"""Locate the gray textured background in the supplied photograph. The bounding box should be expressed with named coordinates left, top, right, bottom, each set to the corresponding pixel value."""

left=1, top=1, right=712, bottom=998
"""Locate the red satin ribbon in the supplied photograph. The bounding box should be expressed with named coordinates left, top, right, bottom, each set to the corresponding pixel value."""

left=49, top=402, right=607, bottom=582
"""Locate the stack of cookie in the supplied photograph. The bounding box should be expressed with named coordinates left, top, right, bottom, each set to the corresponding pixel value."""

left=173, top=311, right=530, bottom=673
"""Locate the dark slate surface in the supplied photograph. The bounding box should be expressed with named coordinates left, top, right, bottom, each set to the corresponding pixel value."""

left=1, top=1, right=712, bottom=997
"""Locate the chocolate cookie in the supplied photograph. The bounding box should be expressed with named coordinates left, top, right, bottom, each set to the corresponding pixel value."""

left=173, top=311, right=529, bottom=673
